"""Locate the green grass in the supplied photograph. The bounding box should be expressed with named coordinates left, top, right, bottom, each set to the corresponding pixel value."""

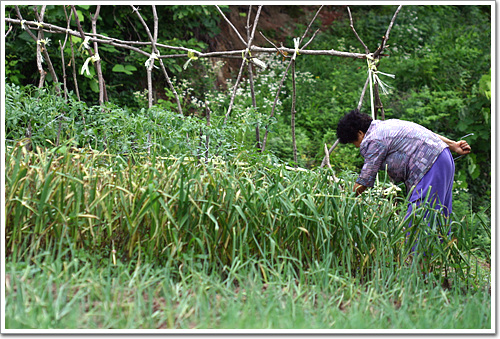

left=4, top=249, right=491, bottom=330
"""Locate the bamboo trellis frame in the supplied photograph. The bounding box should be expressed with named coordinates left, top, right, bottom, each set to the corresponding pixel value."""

left=4, top=4, right=403, bottom=165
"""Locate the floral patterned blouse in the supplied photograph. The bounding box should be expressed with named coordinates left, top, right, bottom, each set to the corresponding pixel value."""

left=357, top=119, right=448, bottom=191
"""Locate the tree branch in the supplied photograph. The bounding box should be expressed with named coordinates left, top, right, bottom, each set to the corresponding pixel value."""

left=35, top=6, right=60, bottom=92
left=347, top=6, right=370, bottom=54
left=91, top=5, right=106, bottom=104
left=291, top=60, right=298, bottom=166
left=246, top=6, right=261, bottom=151
left=58, top=40, right=68, bottom=100
left=5, top=18, right=369, bottom=60
left=323, top=143, right=333, bottom=169
left=261, top=5, right=324, bottom=153
left=215, top=5, right=247, bottom=47
left=66, top=6, right=81, bottom=101
left=259, top=31, right=288, bottom=59
left=14, top=7, right=44, bottom=83
left=131, top=5, right=183, bottom=115
left=357, top=75, right=370, bottom=111
left=58, top=5, right=74, bottom=100
left=299, top=5, right=324, bottom=45
left=5, top=24, right=13, bottom=38
left=373, top=5, right=403, bottom=58
left=223, top=5, right=263, bottom=124
left=70, top=6, right=93, bottom=57
left=261, top=60, right=293, bottom=152
left=300, top=28, right=320, bottom=51
left=25, top=5, right=60, bottom=90
left=320, top=139, right=340, bottom=168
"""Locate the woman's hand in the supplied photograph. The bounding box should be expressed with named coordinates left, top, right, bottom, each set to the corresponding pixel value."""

left=450, top=140, right=471, bottom=155
left=353, top=183, right=367, bottom=196
left=437, top=134, right=472, bottom=155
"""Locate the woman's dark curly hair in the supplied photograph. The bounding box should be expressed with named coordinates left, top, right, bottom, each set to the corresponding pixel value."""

left=336, top=109, right=373, bottom=144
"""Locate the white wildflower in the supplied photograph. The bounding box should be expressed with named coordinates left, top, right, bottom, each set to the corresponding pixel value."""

left=382, top=183, right=401, bottom=197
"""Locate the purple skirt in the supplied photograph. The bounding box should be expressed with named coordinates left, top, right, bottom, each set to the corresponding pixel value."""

left=405, top=147, right=455, bottom=224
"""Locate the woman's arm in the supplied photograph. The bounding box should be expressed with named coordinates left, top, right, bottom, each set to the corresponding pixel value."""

left=436, top=134, right=471, bottom=155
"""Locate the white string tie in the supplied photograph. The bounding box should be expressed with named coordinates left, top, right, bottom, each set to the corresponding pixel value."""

left=292, top=37, right=300, bottom=60
left=81, top=53, right=100, bottom=76
left=182, top=49, right=198, bottom=70
left=37, top=38, right=51, bottom=46
left=81, top=36, right=91, bottom=50
left=366, top=54, right=395, bottom=119
left=145, top=51, right=160, bottom=69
